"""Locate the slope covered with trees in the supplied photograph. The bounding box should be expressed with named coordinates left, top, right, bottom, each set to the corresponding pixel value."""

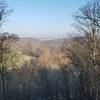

left=0, top=0, right=100, bottom=100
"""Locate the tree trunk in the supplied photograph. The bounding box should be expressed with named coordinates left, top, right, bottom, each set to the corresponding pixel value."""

left=1, top=72, right=6, bottom=100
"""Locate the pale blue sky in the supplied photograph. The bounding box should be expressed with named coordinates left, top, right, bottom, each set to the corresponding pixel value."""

left=2, top=0, right=87, bottom=38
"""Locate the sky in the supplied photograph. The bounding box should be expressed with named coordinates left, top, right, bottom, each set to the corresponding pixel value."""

left=2, top=0, right=87, bottom=38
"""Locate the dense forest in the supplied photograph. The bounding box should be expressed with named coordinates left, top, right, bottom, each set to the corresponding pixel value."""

left=0, top=0, right=100, bottom=100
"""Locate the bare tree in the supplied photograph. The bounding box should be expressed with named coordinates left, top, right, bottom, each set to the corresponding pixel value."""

left=0, top=1, right=18, bottom=100
left=72, top=0, right=100, bottom=99
left=0, top=0, right=13, bottom=28
left=0, top=33, right=18, bottom=100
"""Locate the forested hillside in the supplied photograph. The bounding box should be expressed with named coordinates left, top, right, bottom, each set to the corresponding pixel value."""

left=0, top=0, right=100, bottom=100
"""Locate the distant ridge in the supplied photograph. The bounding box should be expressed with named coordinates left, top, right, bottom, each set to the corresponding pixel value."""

left=19, top=37, right=67, bottom=41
